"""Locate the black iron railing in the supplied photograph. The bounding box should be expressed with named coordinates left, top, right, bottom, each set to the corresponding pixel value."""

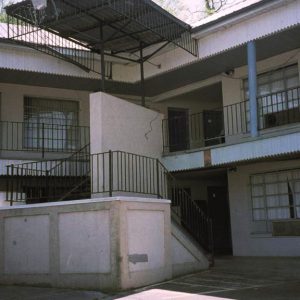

left=163, top=86, right=300, bottom=153
left=6, top=144, right=90, bottom=204
left=257, top=87, right=300, bottom=130
left=91, top=151, right=163, bottom=198
left=0, top=121, right=90, bottom=157
left=157, top=161, right=213, bottom=253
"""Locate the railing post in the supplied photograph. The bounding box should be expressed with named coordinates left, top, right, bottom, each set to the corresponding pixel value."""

left=42, top=122, right=45, bottom=158
left=156, top=159, right=160, bottom=198
left=9, top=165, right=13, bottom=206
left=208, top=218, right=215, bottom=266
left=109, top=150, right=113, bottom=197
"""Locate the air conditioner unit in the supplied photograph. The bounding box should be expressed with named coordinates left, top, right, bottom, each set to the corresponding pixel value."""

left=264, top=113, right=277, bottom=128
left=264, top=107, right=300, bottom=129
left=272, top=220, right=300, bottom=236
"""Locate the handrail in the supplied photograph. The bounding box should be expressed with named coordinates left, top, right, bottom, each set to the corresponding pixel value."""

left=157, top=160, right=213, bottom=253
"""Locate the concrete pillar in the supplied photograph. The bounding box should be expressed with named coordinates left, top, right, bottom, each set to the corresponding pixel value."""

left=247, top=40, right=258, bottom=137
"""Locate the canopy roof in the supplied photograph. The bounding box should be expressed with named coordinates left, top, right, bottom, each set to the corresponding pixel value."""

left=6, top=0, right=197, bottom=65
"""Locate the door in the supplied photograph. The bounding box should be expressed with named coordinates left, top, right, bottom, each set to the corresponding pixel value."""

left=207, top=186, right=232, bottom=255
left=168, top=108, right=189, bottom=152
left=203, top=110, right=224, bottom=146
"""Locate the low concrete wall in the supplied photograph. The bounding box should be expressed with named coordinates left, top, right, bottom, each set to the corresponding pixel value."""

left=0, top=197, right=172, bottom=291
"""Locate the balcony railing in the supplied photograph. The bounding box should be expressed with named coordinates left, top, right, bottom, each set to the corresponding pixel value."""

left=163, top=87, right=300, bottom=153
left=0, top=121, right=90, bottom=157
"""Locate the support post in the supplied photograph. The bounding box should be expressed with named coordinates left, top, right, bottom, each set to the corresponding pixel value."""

left=42, top=123, right=45, bottom=158
left=140, top=44, right=146, bottom=107
left=247, top=40, right=258, bottom=137
left=156, top=159, right=160, bottom=199
left=100, top=23, right=106, bottom=92
left=109, top=150, right=113, bottom=197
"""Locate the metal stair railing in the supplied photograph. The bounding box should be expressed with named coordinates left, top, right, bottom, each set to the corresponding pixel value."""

left=157, top=161, right=214, bottom=254
left=6, top=143, right=91, bottom=205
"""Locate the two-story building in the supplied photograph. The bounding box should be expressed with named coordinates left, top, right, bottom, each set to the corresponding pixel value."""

left=0, top=0, right=300, bottom=260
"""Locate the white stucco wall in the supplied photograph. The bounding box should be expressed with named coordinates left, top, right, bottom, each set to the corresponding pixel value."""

left=228, top=159, right=300, bottom=256
left=90, top=92, right=163, bottom=158
left=0, top=43, right=99, bottom=79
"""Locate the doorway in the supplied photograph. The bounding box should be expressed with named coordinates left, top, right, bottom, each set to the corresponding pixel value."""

left=168, top=107, right=189, bottom=152
left=207, top=186, right=232, bottom=255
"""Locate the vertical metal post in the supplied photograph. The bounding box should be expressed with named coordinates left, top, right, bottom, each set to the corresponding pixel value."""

left=7, top=15, right=10, bottom=39
left=100, top=22, right=106, bottom=92
left=9, top=165, right=13, bottom=206
left=42, top=123, right=45, bottom=158
left=140, top=43, right=146, bottom=107
left=109, top=150, right=113, bottom=197
left=247, top=41, right=258, bottom=137
left=156, top=159, right=160, bottom=198
left=208, top=218, right=215, bottom=266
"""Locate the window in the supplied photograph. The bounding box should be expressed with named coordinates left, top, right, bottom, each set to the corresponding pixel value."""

left=244, top=64, right=300, bottom=129
left=24, top=97, right=79, bottom=151
left=250, top=169, right=300, bottom=222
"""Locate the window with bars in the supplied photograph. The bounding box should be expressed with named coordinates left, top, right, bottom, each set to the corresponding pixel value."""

left=250, top=169, right=300, bottom=223
left=23, top=97, right=79, bottom=151
left=244, top=64, right=300, bottom=129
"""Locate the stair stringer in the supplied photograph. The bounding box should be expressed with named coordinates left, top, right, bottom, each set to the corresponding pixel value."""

left=171, top=220, right=210, bottom=277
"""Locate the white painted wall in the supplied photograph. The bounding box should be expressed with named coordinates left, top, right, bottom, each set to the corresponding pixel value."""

left=90, top=92, right=163, bottom=158
left=228, top=159, right=300, bottom=256
left=0, top=43, right=99, bottom=79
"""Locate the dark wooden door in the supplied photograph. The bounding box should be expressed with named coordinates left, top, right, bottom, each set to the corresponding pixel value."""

left=168, top=108, right=189, bottom=152
left=207, top=186, right=232, bottom=254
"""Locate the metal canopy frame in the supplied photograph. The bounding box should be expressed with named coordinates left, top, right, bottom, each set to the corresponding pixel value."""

left=5, top=0, right=198, bottom=106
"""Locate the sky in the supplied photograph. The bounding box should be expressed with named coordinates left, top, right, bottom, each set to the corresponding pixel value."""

left=1, top=0, right=261, bottom=26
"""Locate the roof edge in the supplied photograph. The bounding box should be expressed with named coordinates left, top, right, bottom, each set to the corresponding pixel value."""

left=192, top=0, right=292, bottom=37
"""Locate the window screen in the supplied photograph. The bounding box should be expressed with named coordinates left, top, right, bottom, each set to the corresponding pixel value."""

left=251, top=169, right=300, bottom=222
left=24, top=97, right=79, bottom=151
left=244, top=64, right=300, bottom=130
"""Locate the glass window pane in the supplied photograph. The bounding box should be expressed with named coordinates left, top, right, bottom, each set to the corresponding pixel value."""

left=253, top=209, right=266, bottom=221
left=253, top=197, right=264, bottom=208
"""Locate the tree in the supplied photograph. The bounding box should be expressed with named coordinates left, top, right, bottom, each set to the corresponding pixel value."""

left=153, top=0, right=228, bottom=24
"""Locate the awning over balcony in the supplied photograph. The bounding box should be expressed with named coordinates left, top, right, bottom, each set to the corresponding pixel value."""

left=5, top=0, right=197, bottom=106
left=5, top=0, right=197, bottom=68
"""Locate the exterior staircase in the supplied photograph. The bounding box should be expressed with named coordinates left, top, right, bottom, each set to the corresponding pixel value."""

left=6, top=148, right=213, bottom=258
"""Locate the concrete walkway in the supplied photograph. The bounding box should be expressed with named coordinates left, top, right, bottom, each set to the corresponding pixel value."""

left=1, top=257, right=300, bottom=300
